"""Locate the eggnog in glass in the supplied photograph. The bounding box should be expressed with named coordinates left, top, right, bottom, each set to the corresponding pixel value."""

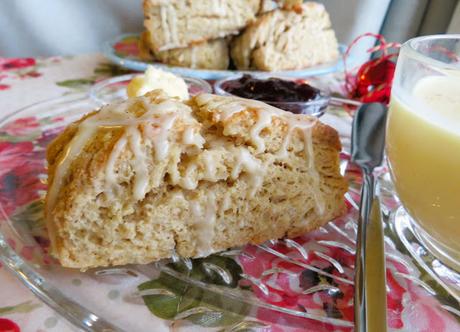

left=387, top=35, right=460, bottom=272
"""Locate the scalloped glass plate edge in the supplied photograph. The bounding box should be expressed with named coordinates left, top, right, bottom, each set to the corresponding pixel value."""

left=1, top=93, right=459, bottom=332
left=0, top=93, right=355, bottom=332
left=392, top=206, right=460, bottom=303
left=0, top=93, right=124, bottom=332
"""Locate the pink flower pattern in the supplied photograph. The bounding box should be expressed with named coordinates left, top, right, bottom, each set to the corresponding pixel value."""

left=113, top=36, right=139, bottom=57
left=0, top=318, right=20, bottom=332
left=238, top=161, right=459, bottom=331
left=0, top=142, right=46, bottom=217
left=2, top=117, right=40, bottom=137
left=0, top=54, right=458, bottom=331
left=0, top=58, right=36, bottom=71
left=0, top=57, right=43, bottom=91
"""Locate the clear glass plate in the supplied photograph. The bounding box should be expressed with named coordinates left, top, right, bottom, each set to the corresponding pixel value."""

left=0, top=94, right=458, bottom=331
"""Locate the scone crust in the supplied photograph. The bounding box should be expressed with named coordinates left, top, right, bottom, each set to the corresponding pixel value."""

left=143, top=0, right=259, bottom=51
left=46, top=92, right=347, bottom=269
left=139, top=31, right=230, bottom=70
left=231, top=2, right=339, bottom=71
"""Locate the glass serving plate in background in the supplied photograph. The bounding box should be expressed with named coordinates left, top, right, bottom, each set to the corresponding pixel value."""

left=103, top=34, right=354, bottom=81
left=0, top=91, right=459, bottom=331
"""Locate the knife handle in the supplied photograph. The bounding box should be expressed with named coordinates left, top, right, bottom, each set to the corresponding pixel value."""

left=354, top=171, right=373, bottom=332
left=354, top=172, right=388, bottom=332
left=365, top=198, right=388, bottom=332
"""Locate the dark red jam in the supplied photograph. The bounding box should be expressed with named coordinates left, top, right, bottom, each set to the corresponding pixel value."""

left=220, top=74, right=322, bottom=103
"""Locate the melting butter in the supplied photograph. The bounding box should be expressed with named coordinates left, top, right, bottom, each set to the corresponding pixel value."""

left=127, top=66, right=189, bottom=101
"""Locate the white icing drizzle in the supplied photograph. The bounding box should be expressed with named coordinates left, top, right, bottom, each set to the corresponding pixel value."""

left=47, top=124, right=97, bottom=215
left=221, top=191, right=232, bottom=212
left=190, top=46, right=197, bottom=69
left=202, top=192, right=217, bottom=254
left=50, top=92, right=327, bottom=247
left=250, top=109, right=273, bottom=154
left=244, top=10, right=281, bottom=67
left=181, top=163, right=198, bottom=190
left=105, top=136, right=127, bottom=198
left=158, top=43, right=183, bottom=51
left=48, top=97, right=186, bottom=214
left=170, top=190, right=185, bottom=201
left=182, top=127, right=205, bottom=148
left=212, top=0, right=226, bottom=16
left=158, top=5, right=180, bottom=50
left=168, top=5, right=179, bottom=46
left=46, top=100, right=135, bottom=214
left=189, top=199, right=201, bottom=217
left=189, top=193, right=216, bottom=257
left=167, top=159, right=181, bottom=187
left=202, top=152, right=217, bottom=181
left=275, top=123, right=292, bottom=159
left=197, top=94, right=287, bottom=123
left=195, top=94, right=324, bottom=215
left=150, top=113, right=176, bottom=161
left=231, top=148, right=265, bottom=197
left=126, top=126, right=149, bottom=200
left=182, top=127, right=193, bottom=144
left=302, top=128, right=325, bottom=216
left=159, top=6, right=170, bottom=45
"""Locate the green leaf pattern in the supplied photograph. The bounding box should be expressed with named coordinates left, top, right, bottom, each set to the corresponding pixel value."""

left=0, top=300, right=41, bottom=315
left=138, top=255, right=250, bottom=328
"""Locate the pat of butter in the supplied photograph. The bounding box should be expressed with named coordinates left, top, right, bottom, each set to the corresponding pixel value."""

left=127, top=65, right=190, bottom=100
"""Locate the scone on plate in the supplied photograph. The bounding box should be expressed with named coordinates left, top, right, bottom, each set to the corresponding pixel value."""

left=139, top=31, right=229, bottom=70
left=231, top=2, right=339, bottom=71
left=143, top=0, right=259, bottom=51
left=45, top=91, right=347, bottom=269
left=259, top=0, right=304, bottom=13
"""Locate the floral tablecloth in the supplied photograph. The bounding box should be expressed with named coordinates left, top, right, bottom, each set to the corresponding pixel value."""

left=1, top=55, right=459, bottom=332
left=0, top=54, right=136, bottom=332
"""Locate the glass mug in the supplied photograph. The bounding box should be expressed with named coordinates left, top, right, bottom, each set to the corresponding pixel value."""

left=386, top=35, right=460, bottom=271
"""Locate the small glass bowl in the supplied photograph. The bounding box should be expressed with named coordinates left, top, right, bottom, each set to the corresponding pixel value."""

left=214, top=74, right=330, bottom=117
left=89, top=73, right=212, bottom=105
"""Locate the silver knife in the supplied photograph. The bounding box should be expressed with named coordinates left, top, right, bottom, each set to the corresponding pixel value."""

left=351, top=103, right=388, bottom=332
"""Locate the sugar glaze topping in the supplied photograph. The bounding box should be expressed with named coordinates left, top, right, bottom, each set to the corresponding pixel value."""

left=47, top=97, right=187, bottom=215
left=195, top=94, right=323, bottom=214
left=189, top=192, right=217, bottom=256
left=48, top=93, right=325, bottom=255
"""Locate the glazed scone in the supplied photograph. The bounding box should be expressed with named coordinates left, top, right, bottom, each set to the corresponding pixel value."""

left=45, top=91, right=347, bottom=269
left=139, top=31, right=229, bottom=70
left=143, top=0, right=260, bottom=51
left=231, top=2, right=339, bottom=71
left=259, top=0, right=304, bottom=13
